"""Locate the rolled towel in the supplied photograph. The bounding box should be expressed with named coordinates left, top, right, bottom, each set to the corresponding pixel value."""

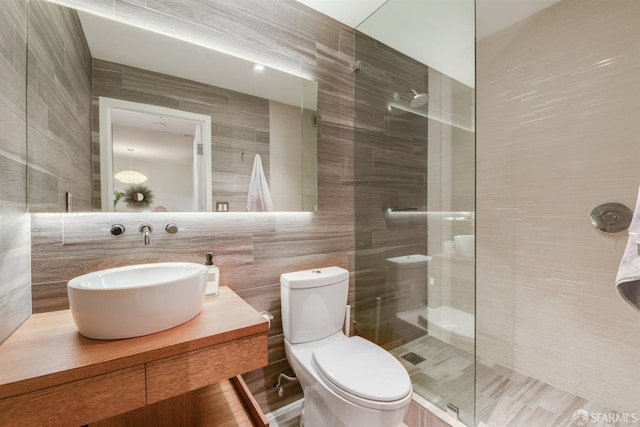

left=615, top=186, right=640, bottom=311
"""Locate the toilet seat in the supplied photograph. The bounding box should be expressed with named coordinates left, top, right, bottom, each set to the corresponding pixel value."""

left=311, top=336, right=411, bottom=410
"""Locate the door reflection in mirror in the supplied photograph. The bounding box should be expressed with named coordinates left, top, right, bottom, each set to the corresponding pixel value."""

left=100, top=98, right=213, bottom=212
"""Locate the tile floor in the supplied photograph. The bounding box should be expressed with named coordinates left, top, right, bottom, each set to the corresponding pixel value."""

left=266, top=335, right=633, bottom=427
left=392, top=334, right=633, bottom=427
left=392, top=334, right=475, bottom=425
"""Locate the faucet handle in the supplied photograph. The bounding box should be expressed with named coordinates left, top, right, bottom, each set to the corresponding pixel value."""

left=110, top=224, right=125, bottom=236
left=165, top=223, right=179, bottom=234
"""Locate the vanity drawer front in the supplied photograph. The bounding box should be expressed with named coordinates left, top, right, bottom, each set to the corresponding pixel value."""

left=0, top=365, right=146, bottom=427
left=146, top=333, right=268, bottom=403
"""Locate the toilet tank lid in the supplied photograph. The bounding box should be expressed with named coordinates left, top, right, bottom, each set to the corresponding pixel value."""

left=281, top=266, right=349, bottom=289
left=386, top=254, right=432, bottom=266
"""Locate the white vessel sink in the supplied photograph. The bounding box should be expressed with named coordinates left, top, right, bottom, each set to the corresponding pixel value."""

left=68, top=262, right=208, bottom=339
left=454, top=235, right=475, bottom=258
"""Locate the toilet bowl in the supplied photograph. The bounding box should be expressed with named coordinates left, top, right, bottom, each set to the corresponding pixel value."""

left=281, top=267, right=412, bottom=427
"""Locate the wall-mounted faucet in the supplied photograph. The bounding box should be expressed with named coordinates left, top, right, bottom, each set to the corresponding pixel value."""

left=139, top=224, right=153, bottom=245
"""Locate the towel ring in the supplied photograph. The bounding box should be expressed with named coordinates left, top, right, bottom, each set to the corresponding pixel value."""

left=589, top=202, right=632, bottom=233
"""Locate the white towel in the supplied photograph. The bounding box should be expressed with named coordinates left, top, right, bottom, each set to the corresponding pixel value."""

left=615, top=186, right=640, bottom=311
left=246, top=154, right=274, bottom=212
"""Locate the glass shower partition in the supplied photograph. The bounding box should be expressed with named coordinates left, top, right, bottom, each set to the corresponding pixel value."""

left=352, top=1, right=475, bottom=425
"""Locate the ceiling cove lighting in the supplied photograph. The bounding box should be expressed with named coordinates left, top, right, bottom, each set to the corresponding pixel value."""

left=115, top=148, right=147, bottom=184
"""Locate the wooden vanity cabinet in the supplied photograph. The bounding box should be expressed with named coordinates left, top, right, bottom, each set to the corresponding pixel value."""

left=0, top=287, right=268, bottom=427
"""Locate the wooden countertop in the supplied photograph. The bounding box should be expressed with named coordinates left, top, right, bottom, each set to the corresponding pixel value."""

left=0, top=286, right=268, bottom=400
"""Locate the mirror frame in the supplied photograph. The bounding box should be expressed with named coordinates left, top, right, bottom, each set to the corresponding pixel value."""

left=99, top=97, right=213, bottom=212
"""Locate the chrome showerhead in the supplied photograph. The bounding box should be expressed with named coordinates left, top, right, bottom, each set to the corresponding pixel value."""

left=409, top=89, right=429, bottom=107
left=393, top=89, right=429, bottom=108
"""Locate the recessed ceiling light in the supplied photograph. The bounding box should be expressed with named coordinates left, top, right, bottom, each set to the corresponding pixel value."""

left=251, top=63, right=265, bottom=72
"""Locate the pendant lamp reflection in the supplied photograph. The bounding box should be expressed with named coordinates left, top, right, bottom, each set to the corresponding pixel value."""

left=115, top=148, right=147, bottom=184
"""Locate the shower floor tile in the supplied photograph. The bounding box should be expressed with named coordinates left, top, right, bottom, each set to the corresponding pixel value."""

left=392, top=334, right=629, bottom=427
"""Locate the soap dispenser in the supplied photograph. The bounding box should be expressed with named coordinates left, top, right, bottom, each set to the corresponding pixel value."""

left=205, top=252, right=219, bottom=296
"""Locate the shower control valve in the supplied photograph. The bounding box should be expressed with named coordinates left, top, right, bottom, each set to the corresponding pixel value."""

left=110, top=224, right=125, bottom=236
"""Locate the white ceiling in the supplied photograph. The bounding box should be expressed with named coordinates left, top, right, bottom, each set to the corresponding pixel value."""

left=296, top=0, right=561, bottom=36
left=112, top=124, right=194, bottom=165
left=476, top=0, right=561, bottom=39
left=294, top=0, right=389, bottom=27
left=358, top=0, right=475, bottom=87
left=111, top=109, right=198, bottom=136
left=295, top=0, right=561, bottom=87
left=111, top=110, right=197, bottom=163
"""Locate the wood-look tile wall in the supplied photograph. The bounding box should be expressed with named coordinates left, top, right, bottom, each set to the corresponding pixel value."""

left=352, top=32, right=476, bottom=351
left=91, top=59, right=271, bottom=212
left=352, top=32, right=430, bottom=348
left=31, top=0, right=354, bottom=414
left=477, top=0, right=640, bottom=414
left=0, top=0, right=31, bottom=344
left=27, top=0, right=92, bottom=212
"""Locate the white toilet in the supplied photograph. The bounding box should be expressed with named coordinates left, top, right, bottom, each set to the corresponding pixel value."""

left=281, top=266, right=412, bottom=427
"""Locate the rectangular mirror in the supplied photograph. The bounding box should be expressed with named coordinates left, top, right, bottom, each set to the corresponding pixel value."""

left=27, top=0, right=318, bottom=213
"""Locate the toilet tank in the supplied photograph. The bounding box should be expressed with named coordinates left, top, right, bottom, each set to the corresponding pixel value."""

left=281, top=266, right=349, bottom=344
